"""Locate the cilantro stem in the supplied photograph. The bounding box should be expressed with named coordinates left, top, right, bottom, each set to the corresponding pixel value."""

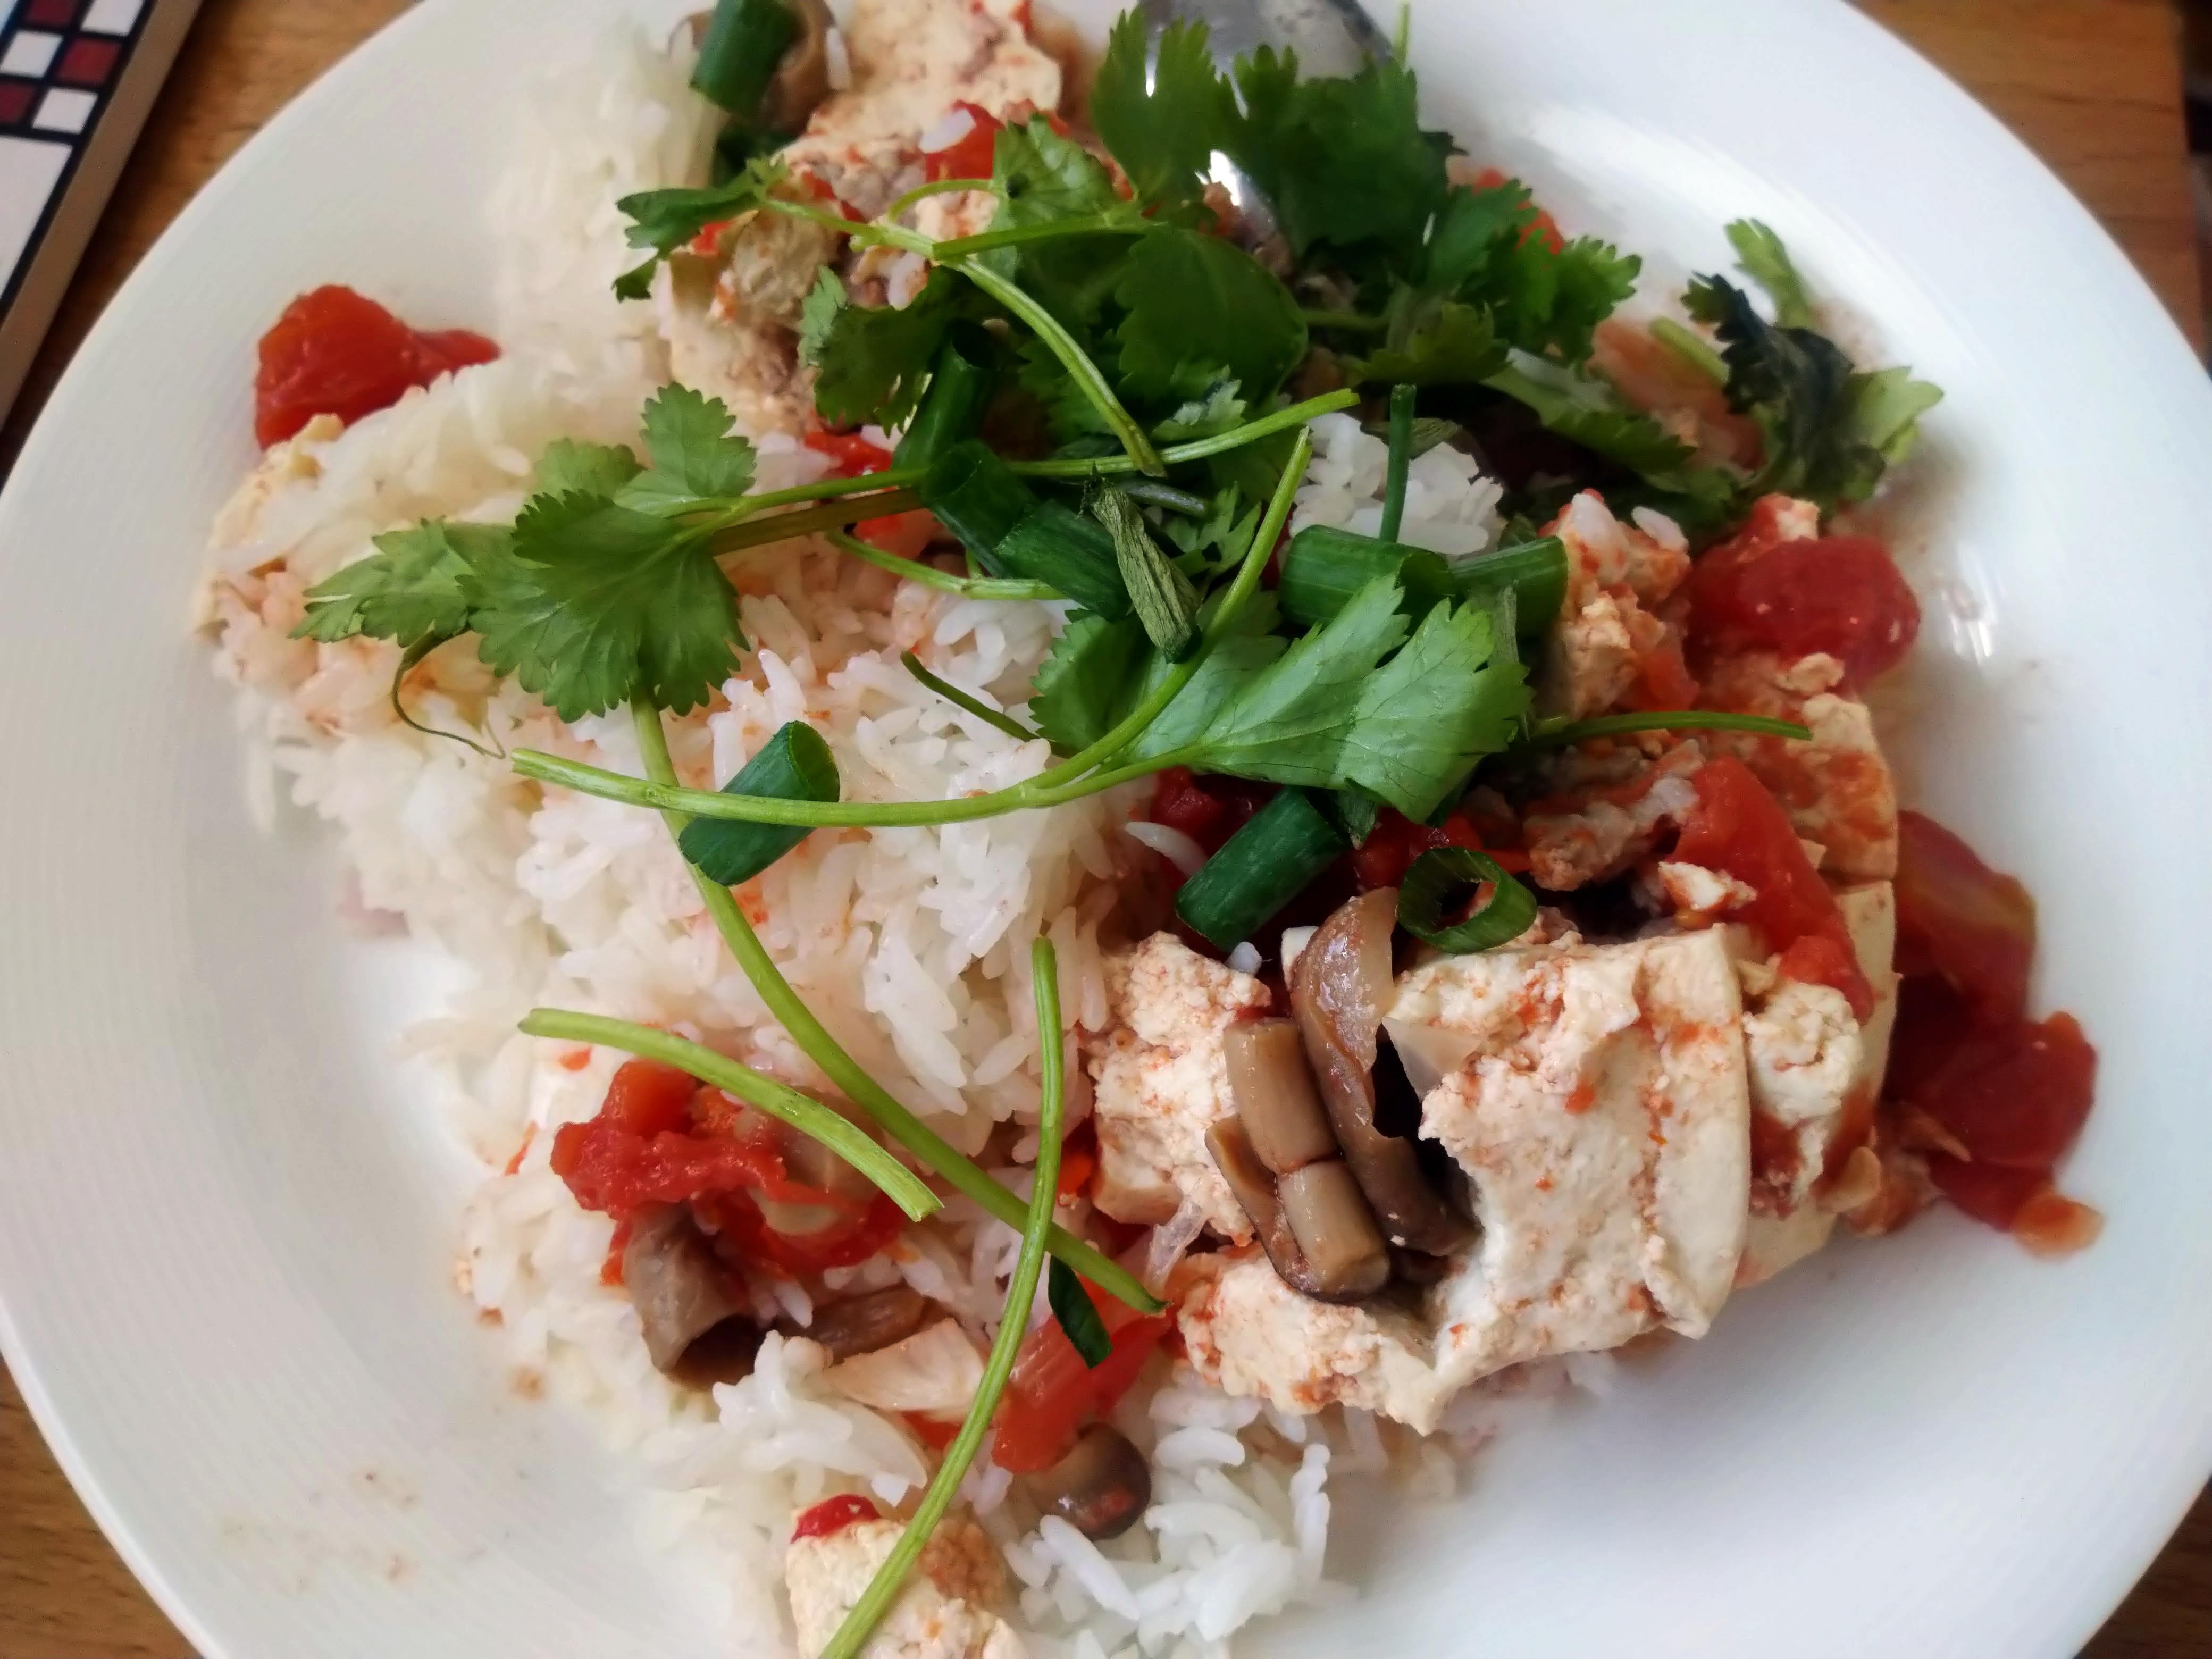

left=758, top=194, right=1162, bottom=476
left=883, top=175, right=999, bottom=223
left=626, top=704, right=1162, bottom=1314
left=932, top=215, right=1153, bottom=260
left=1300, top=309, right=1387, bottom=334
left=900, top=650, right=1043, bottom=745
left=735, top=470, right=928, bottom=513
left=956, top=255, right=1165, bottom=476
left=1379, top=384, right=1415, bottom=543
left=711, top=489, right=925, bottom=554
left=1650, top=317, right=1729, bottom=387
left=819, top=938, right=1068, bottom=1659
left=514, top=1009, right=939, bottom=1221
left=510, top=746, right=1158, bottom=826
left=1519, top=710, right=1815, bottom=748
left=825, top=530, right=1058, bottom=600
left=1019, top=390, right=1355, bottom=479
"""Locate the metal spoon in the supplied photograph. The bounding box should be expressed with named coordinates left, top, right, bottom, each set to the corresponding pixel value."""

left=1142, top=0, right=1392, bottom=234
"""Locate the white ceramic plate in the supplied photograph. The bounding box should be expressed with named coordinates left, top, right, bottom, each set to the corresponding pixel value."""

left=3, top=2, right=2209, bottom=1654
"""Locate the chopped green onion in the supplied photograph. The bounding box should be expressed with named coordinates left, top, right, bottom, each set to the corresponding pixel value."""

left=1175, top=789, right=1350, bottom=951
left=631, top=705, right=1164, bottom=1316
left=923, top=442, right=1129, bottom=617
left=516, top=1008, right=939, bottom=1221
left=1277, top=527, right=1567, bottom=640
left=818, top=937, right=1070, bottom=1659
left=825, top=530, right=1058, bottom=600
left=1379, top=385, right=1416, bottom=543
left=1520, top=710, right=1814, bottom=749
left=676, top=721, right=840, bottom=886
left=1397, top=847, right=1540, bottom=953
left=893, top=323, right=998, bottom=471
left=901, top=651, right=1040, bottom=745
left=692, top=0, right=799, bottom=115
left=1049, top=1258, right=1112, bottom=1367
left=1650, top=317, right=1729, bottom=387
left=1092, top=485, right=1199, bottom=660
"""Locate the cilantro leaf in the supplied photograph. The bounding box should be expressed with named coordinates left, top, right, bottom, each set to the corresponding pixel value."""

left=614, top=384, right=756, bottom=514
left=1113, top=227, right=1306, bottom=407
left=1420, top=181, right=1639, bottom=364
left=1226, top=47, right=1451, bottom=269
left=797, top=266, right=845, bottom=367
left=1343, top=296, right=1503, bottom=386
left=538, top=440, right=643, bottom=498
left=1093, top=485, right=1199, bottom=659
left=1163, top=483, right=1260, bottom=580
left=812, top=266, right=983, bottom=428
left=1153, top=382, right=1247, bottom=442
left=1340, top=600, right=1527, bottom=819
left=470, top=493, right=745, bottom=719
left=982, top=117, right=1142, bottom=332
left=294, top=522, right=475, bottom=648
left=1091, top=13, right=1237, bottom=207
left=1686, top=275, right=1940, bottom=511
left=1140, top=576, right=1408, bottom=783
left=1485, top=353, right=1738, bottom=520
left=1726, top=219, right=1814, bottom=329
left=611, top=157, right=784, bottom=300
left=1031, top=612, right=1147, bottom=752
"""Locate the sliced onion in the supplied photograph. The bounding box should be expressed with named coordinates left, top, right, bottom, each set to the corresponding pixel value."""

left=1397, top=848, right=1538, bottom=953
left=819, top=1318, right=985, bottom=1414
left=918, top=105, right=978, bottom=154
left=1124, top=819, right=1209, bottom=877
left=1140, top=1196, right=1208, bottom=1296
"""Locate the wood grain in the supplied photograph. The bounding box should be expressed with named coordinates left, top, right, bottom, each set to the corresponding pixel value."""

left=0, top=3, right=2203, bottom=1657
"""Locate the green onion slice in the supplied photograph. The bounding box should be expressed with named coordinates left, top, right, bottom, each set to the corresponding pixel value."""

left=676, top=720, right=840, bottom=886
left=692, top=0, right=799, bottom=116
left=1175, top=789, right=1350, bottom=951
left=1397, top=846, right=1540, bottom=953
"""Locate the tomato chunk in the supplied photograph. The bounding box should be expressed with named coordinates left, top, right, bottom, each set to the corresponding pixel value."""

left=1893, top=810, right=2036, bottom=1025
left=1144, top=767, right=1272, bottom=857
left=1670, top=757, right=1872, bottom=1016
left=991, top=1278, right=1171, bottom=1473
left=1908, top=1012, right=2096, bottom=1172
left=792, top=1494, right=881, bottom=1541
left=1350, top=809, right=1501, bottom=891
left=1686, top=517, right=1920, bottom=685
left=254, top=285, right=498, bottom=447
left=805, top=428, right=895, bottom=478
left=923, top=102, right=1003, bottom=182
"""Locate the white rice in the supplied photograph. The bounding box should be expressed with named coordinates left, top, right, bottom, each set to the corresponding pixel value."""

left=197, top=24, right=1594, bottom=1658
left=1289, top=410, right=1506, bottom=557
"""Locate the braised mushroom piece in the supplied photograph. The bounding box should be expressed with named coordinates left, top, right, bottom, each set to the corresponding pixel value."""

left=1289, top=889, right=1474, bottom=1257
left=1024, top=1425, right=1152, bottom=1540
left=1214, top=1018, right=1390, bottom=1301
left=803, top=1285, right=931, bottom=1362
left=622, top=1203, right=763, bottom=1387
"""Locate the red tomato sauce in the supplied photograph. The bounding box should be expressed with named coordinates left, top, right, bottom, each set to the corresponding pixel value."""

left=254, top=286, right=498, bottom=448
left=1685, top=515, right=1921, bottom=685
left=792, top=1493, right=882, bottom=1541
left=992, top=1275, right=1172, bottom=1473
left=1880, top=812, right=2100, bottom=1248
left=550, top=1059, right=906, bottom=1278
left=1669, top=757, right=1872, bottom=1017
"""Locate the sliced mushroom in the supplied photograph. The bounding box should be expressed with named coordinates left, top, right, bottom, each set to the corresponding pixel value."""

left=1224, top=1019, right=1339, bottom=1175
left=803, top=1285, right=929, bottom=1362
left=759, top=0, right=834, bottom=135
left=622, top=1203, right=762, bottom=1387
left=1205, top=1118, right=1326, bottom=1300
left=1277, top=1161, right=1390, bottom=1298
left=1024, top=1425, right=1152, bottom=1540
left=1289, top=890, right=1474, bottom=1256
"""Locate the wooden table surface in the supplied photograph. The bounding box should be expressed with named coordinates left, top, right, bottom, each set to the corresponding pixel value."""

left=0, top=1, right=2205, bottom=1654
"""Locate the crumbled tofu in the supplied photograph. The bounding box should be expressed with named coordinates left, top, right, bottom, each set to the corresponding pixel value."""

left=1086, top=934, right=1271, bottom=1239
left=1522, top=741, right=1703, bottom=890
left=1700, top=650, right=1900, bottom=881
left=1742, top=976, right=1862, bottom=1216
left=786, top=1516, right=1023, bottom=1659
left=1183, top=933, right=1753, bottom=1432
left=1538, top=491, right=1693, bottom=720
left=663, top=0, right=1060, bottom=434
left=1655, top=860, right=1757, bottom=927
